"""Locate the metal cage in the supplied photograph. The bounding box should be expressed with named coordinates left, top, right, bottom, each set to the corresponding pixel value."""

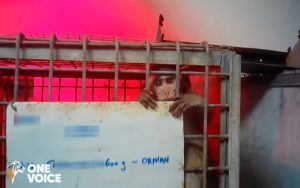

left=0, top=33, right=241, bottom=188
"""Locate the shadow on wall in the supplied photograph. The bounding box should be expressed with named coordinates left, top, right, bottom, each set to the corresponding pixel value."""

left=240, top=75, right=300, bottom=188
left=240, top=75, right=276, bottom=120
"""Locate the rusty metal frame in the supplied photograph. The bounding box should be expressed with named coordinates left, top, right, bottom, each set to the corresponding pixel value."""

left=0, top=33, right=241, bottom=188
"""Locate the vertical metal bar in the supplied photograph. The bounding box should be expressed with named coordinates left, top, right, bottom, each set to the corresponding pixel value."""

left=145, top=41, right=151, bottom=90
left=124, top=80, right=126, bottom=101
left=41, top=77, right=45, bottom=101
left=92, top=78, right=95, bottom=101
left=82, top=35, right=87, bottom=101
left=1, top=103, right=4, bottom=136
left=3, top=76, right=8, bottom=101
left=13, top=33, right=23, bottom=101
left=25, top=76, right=29, bottom=100
left=114, top=38, right=119, bottom=101
left=92, top=62, right=95, bottom=101
left=58, top=78, right=61, bottom=101
left=202, top=42, right=210, bottom=188
left=48, top=34, right=55, bottom=102
left=175, top=41, right=181, bottom=96
left=108, top=79, right=111, bottom=101
left=75, top=78, right=78, bottom=101
left=220, top=53, right=231, bottom=188
left=228, top=53, right=241, bottom=188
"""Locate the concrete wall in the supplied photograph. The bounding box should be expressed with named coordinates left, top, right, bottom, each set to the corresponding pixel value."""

left=147, top=0, right=300, bottom=51
left=240, top=75, right=300, bottom=188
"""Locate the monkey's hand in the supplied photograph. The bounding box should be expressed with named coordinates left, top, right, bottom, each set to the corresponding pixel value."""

left=169, top=92, right=204, bottom=118
left=138, top=89, right=158, bottom=109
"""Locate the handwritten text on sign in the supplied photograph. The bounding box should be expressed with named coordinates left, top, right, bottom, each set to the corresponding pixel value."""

left=6, top=102, right=184, bottom=188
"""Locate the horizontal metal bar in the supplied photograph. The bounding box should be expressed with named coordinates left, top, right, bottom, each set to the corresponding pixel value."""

left=0, top=36, right=15, bottom=40
left=119, top=70, right=145, bottom=74
left=0, top=35, right=216, bottom=46
left=181, top=71, right=230, bottom=76
left=0, top=67, right=143, bottom=80
left=184, top=134, right=229, bottom=139
left=0, top=101, right=9, bottom=105
left=208, top=104, right=229, bottom=108
left=0, top=67, right=115, bottom=73
left=0, top=65, right=227, bottom=76
left=33, top=85, right=141, bottom=89
left=0, top=171, right=6, bottom=176
left=185, top=166, right=230, bottom=172
left=0, top=136, right=6, bottom=140
left=0, top=38, right=210, bottom=49
left=0, top=67, right=229, bottom=77
left=0, top=39, right=15, bottom=45
left=0, top=100, right=227, bottom=109
left=0, top=42, right=222, bottom=66
left=26, top=37, right=50, bottom=41
left=89, top=41, right=209, bottom=49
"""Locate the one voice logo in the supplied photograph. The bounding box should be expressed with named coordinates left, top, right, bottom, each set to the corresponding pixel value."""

left=6, top=161, right=25, bottom=184
left=6, top=160, right=62, bottom=184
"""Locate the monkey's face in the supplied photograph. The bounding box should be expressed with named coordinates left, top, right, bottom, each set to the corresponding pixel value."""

left=152, top=75, right=176, bottom=101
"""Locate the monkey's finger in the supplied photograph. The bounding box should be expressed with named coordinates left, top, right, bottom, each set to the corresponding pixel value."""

left=139, top=93, right=157, bottom=109
left=143, top=89, right=156, bottom=101
left=169, top=98, right=184, bottom=112
left=143, top=89, right=154, bottom=96
left=139, top=100, right=149, bottom=109
left=169, top=100, right=184, bottom=114
left=143, top=92, right=157, bottom=108
left=145, top=98, right=157, bottom=109
left=139, top=92, right=154, bottom=105
left=142, top=97, right=158, bottom=110
left=172, top=102, right=190, bottom=118
left=182, top=103, right=192, bottom=113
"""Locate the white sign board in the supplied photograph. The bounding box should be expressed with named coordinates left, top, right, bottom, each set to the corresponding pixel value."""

left=6, top=102, right=184, bottom=188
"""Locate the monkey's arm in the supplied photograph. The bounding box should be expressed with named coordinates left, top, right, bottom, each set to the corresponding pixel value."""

left=169, top=91, right=204, bottom=118
left=171, top=91, right=205, bottom=135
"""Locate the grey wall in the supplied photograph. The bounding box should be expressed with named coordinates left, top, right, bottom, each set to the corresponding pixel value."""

left=147, top=0, right=300, bottom=51
left=240, top=75, right=300, bottom=188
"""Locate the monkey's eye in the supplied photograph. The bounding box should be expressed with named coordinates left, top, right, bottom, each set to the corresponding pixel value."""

left=166, top=77, right=175, bottom=84
left=154, top=79, right=163, bottom=87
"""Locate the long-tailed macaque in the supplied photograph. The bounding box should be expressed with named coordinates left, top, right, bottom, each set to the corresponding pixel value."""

left=138, top=66, right=216, bottom=188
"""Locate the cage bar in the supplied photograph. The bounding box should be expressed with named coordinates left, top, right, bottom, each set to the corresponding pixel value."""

left=175, top=41, right=181, bottom=96
left=13, top=33, right=22, bottom=101
left=228, top=54, right=241, bottom=188
left=48, top=34, right=55, bottom=101
left=0, top=40, right=222, bottom=66
left=202, top=42, right=210, bottom=188
left=82, top=35, right=88, bottom=101
left=0, top=34, right=241, bottom=188
left=219, top=53, right=231, bottom=188
left=114, top=38, right=119, bottom=101
left=185, top=135, right=229, bottom=139
left=145, top=41, right=151, bottom=90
